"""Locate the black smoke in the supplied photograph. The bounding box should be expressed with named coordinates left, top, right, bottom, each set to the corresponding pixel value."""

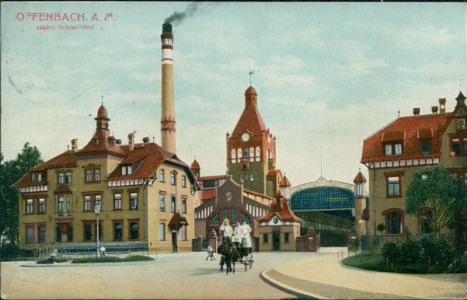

left=164, top=3, right=199, bottom=26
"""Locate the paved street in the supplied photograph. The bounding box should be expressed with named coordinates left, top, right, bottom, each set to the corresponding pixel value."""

left=1, top=251, right=326, bottom=299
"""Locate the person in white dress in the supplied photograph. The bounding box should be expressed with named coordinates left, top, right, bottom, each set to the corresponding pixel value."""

left=219, top=218, right=233, bottom=243
left=239, top=219, right=252, bottom=250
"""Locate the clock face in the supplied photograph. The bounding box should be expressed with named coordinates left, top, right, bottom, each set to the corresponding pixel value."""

left=241, top=132, right=250, bottom=142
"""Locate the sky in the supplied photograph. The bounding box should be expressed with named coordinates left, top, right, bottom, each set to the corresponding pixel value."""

left=1, top=2, right=466, bottom=187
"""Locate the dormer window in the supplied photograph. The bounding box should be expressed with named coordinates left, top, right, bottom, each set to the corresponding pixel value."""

left=384, top=142, right=403, bottom=156
left=456, top=118, right=465, bottom=130
left=355, top=184, right=363, bottom=197
left=31, top=172, right=42, bottom=182
left=121, top=165, right=132, bottom=176
left=420, top=140, right=431, bottom=155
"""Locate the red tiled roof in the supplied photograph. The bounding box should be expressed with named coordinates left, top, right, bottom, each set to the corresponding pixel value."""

left=107, top=143, right=191, bottom=180
left=198, top=175, right=229, bottom=181
left=79, top=131, right=126, bottom=156
left=353, top=171, right=367, bottom=183
left=257, top=194, right=302, bottom=223
left=280, top=175, right=291, bottom=187
left=202, top=189, right=216, bottom=201
left=231, top=86, right=267, bottom=138
left=191, top=159, right=200, bottom=170
left=14, top=151, right=77, bottom=187
left=267, top=169, right=282, bottom=177
left=361, top=113, right=450, bottom=163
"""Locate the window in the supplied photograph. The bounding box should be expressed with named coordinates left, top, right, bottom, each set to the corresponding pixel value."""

left=170, top=172, right=176, bottom=186
left=421, top=140, right=431, bottom=155
left=129, top=192, right=138, bottom=210
left=31, top=172, right=42, bottom=182
left=38, top=198, right=46, bottom=214
left=114, top=193, right=122, bottom=210
left=171, top=196, right=176, bottom=212
left=457, top=118, right=466, bottom=130
left=243, top=148, right=248, bottom=158
left=178, top=225, right=187, bottom=241
left=263, top=233, right=269, bottom=244
left=58, top=173, right=65, bottom=184
left=114, top=222, right=123, bottom=241
left=129, top=221, right=139, bottom=240
left=84, top=196, right=92, bottom=212
left=84, top=223, right=92, bottom=241
left=158, top=169, right=165, bottom=182
left=284, top=232, right=290, bottom=244
left=121, top=165, right=132, bottom=176
left=355, top=184, right=363, bottom=197
left=26, top=199, right=34, bottom=214
left=249, top=147, right=254, bottom=162
left=84, top=167, right=101, bottom=183
left=26, top=225, right=34, bottom=244
left=159, top=223, right=165, bottom=241
left=66, top=196, right=71, bottom=212
left=385, top=142, right=403, bottom=156
left=387, top=176, right=401, bottom=197
left=231, top=149, right=236, bottom=163
left=66, top=172, right=72, bottom=184
left=385, top=210, right=403, bottom=235
left=255, top=147, right=260, bottom=161
left=38, top=225, right=46, bottom=244
left=237, top=149, right=242, bottom=163
left=95, top=195, right=101, bottom=209
left=181, top=175, right=187, bottom=188
left=181, top=197, right=187, bottom=214
left=85, top=169, right=92, bottom=182
left=159, top=193, right=166, bottom=211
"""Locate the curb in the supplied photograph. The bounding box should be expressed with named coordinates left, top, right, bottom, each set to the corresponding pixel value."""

left=260, top=269, right=325, bottom=299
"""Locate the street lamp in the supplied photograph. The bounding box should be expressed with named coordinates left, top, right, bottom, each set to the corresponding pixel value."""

left=95, top=204, right=101, bottom=258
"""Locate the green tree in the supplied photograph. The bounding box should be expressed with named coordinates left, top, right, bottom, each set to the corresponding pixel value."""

left=0, top=143, right=43, bottom=245
left=406, top=166, right=465, bottom=239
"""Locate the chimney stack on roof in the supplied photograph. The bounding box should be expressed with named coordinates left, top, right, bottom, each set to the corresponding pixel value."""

left=431, top=106, right=438, bottom=114
left=439, top=98, right=446, bottom=113
left=143, top=137, right=150, bottom=143
left=71, top=139, right=78, bottom=151
left=128, top=132, right=135, bottom=151
left=413, top=107, right=420, bottom=116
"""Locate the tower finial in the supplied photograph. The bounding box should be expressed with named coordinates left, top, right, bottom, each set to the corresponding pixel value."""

left=101, top=90, right=104, bottom=105
left=248, top=68, right=259, bottom=86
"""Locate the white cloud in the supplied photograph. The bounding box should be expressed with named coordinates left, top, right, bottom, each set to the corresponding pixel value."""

left=398, top=61, right=461, bottom=78
left=384, top=25, right=457, bottom=50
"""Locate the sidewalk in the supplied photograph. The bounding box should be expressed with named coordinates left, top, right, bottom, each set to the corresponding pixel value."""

left=261, top=249, right=466, bottom=299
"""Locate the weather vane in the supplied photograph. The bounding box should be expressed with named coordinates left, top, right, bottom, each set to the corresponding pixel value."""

left=249, top=68, right=259, bottom=86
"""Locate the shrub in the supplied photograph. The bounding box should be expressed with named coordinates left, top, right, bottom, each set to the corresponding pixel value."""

left=400, top=237, right=422, bottom=264
left=36, top=257, right=68, bottom=264
left=72, top=255, right=154, bottom=264
left=382, top=242, right=401, bottom=263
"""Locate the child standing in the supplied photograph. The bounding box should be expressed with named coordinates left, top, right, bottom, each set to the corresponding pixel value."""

left=206, top=243, right=215, bottom=261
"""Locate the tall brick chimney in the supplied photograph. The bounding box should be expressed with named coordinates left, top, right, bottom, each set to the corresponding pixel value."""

left=160, top=23, right=176, bottom=153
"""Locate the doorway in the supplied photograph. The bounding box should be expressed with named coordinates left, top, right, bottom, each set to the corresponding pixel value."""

left=272, top=230, right=280, bottom=251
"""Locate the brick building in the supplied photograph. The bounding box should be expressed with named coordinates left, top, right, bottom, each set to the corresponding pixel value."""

left=359, top=92, right=466, bottom=237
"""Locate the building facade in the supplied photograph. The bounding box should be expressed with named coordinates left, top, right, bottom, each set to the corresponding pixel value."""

left=14, top=105, right=199, bottom=252
left=360, top=93, right=466, bottom=238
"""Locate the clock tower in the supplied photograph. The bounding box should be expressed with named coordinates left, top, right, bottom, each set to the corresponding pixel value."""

left=226, top=86, right=280, bottom=197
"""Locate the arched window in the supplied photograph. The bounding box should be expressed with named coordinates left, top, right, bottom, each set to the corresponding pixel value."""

left=255, top=147, right=260, bottom=161
left=181, top=175, right=187, bottom=188
left=383, top=209, right=404, bottom=235
left=237, top=149, right=242, bottom=163
left=249, top=147, right=254, bottom=162
left=170, top=172, right=177, bottom=186
left=231, top=149, right=236, bottom=163
left=243, top=148, right=248, bottom=158
left=158, top=169, right=165, bottom=182
left=209, top=214, right=219, bottom=226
